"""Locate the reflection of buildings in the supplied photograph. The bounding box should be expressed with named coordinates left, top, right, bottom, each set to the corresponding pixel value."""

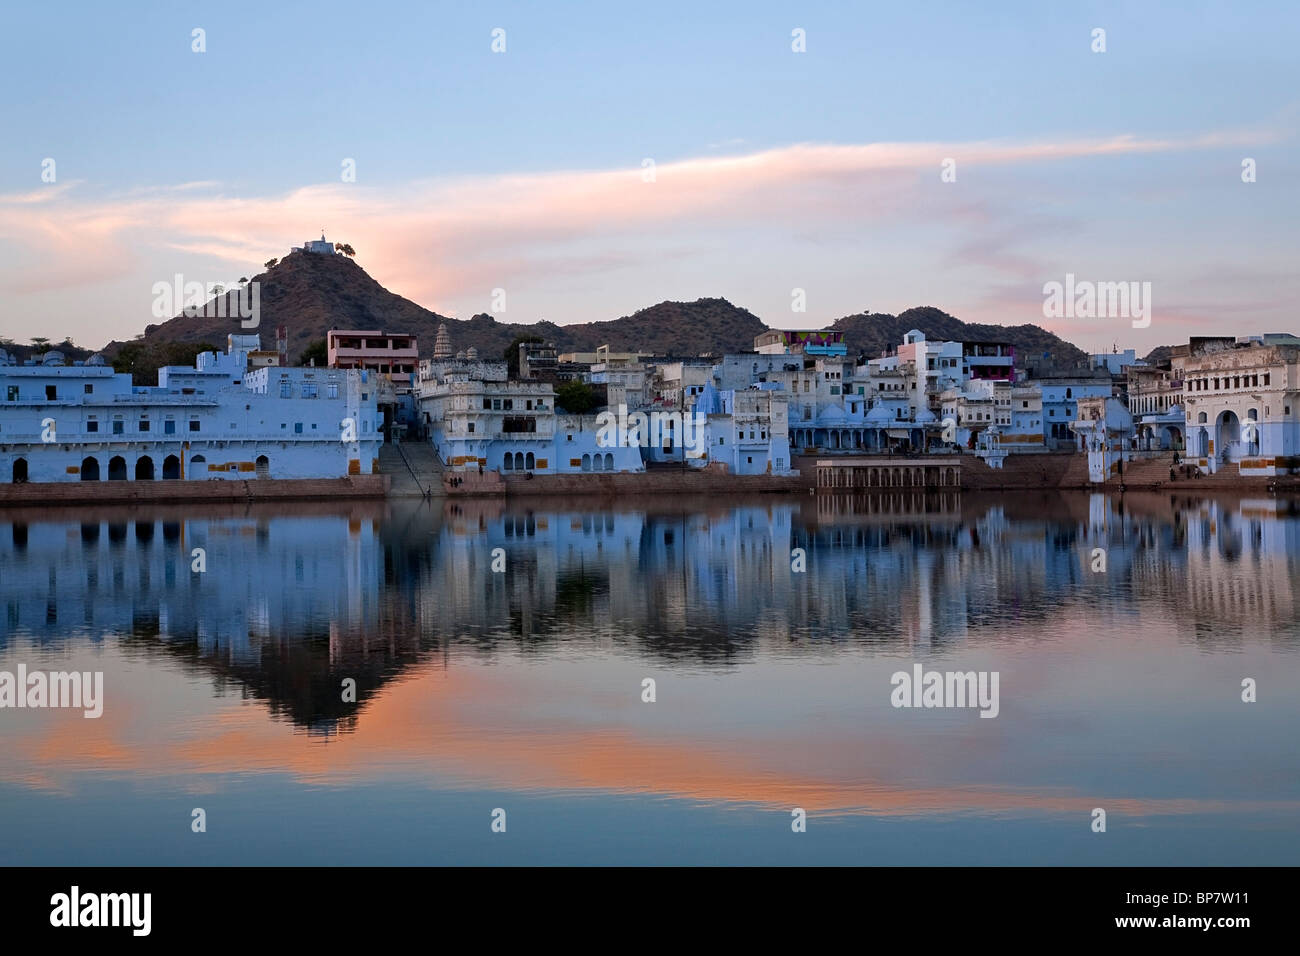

left=3, top=492, right=1298, bottom=733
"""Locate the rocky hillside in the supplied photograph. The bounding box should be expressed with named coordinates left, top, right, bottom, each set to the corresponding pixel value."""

left=833, top=306, right=1089, bottom=366
left=103, top=249, right=1089, bottom=368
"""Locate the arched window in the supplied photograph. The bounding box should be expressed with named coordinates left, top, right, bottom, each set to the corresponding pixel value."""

left=80, top=457, right=100, bottom=481
left=525, top=452, right=535, bottom=470
left=604, top=453, right=614, bottom=471
left=592, top=454, right=604, bottom=472
left=503, top=454, right=513, bottom=471
left=514, top=452, right=524, bottom=471
left=11, top=458, right=27, bottom=483
left=581, top=454, right=591, bottom=472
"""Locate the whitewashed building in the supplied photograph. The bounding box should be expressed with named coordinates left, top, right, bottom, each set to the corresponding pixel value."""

left=0, top=337, right=381, bottom=484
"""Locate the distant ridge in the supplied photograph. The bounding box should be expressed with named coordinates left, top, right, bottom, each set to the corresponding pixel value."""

left=103, top=249, right=1090, bottom=367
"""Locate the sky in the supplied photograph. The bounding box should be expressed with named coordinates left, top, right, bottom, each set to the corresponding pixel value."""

left=1, top=0, right=1296, bottom=354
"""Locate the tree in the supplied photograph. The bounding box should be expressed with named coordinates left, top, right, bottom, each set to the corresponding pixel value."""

left=239, top=277, right=249, bottom=285
left=298, top=338, right=328, bottom=367
left=111, top=340, right=219, bottom=386
left=555, top=379, right=598, bottom=415
left=504, top=334, right=544, bottom=378
left=31, top=337, right=49, bottom=348
left=336, top=243, right=356, bottom=257
left=264, top=258, right=278, bottom=270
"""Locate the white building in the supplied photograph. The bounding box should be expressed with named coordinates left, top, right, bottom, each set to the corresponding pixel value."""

left=0, top=338, right=380, bottom=484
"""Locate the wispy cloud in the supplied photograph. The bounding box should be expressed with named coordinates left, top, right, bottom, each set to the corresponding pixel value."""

left=0, top=128, right=1281, bottom=342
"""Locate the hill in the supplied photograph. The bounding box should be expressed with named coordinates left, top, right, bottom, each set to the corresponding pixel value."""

left=103, top=249, right=1089, bottom=368
left=832, top=306, right=1088, bottom=366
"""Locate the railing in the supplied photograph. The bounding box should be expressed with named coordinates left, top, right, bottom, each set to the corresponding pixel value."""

left=394, top=441, right=430, bottom=498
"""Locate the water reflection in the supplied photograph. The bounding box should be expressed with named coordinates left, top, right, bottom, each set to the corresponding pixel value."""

left=1, top=492, right=1298, bottom=864
left=2, top=492, right=1299, bottom=734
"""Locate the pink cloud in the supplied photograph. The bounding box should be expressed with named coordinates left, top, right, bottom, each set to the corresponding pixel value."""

left=0, top=129, right=1279, bottom=343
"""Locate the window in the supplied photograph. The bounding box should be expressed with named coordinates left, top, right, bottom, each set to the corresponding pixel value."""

left=327, top=383, right=339, bottom=399
left=5, top=386, right=16, bottom=401
left=483, top=398, right=492, bottom=409
left=294, top=423, right=303, bottom=434
left=84, top=384, right=93, bottom=394
left=112, top=420, right=124, bottom=435
left=302, top=383, right=318, bottom=399
left=188, top=420, right=200, bottom=432
left=164, top=420, right=175, bottom=435
left=46, top=385, right=56, bottom=400
left=467, top=422, right=475, bottom=433
left=139, top=419, right=150, bottom=432
left=86, top=420, right=98, bottom=433
left=280, top=382, right=292, bottom=398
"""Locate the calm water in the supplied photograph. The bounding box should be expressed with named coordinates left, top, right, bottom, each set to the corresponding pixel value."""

left=1, top=490, right=1297, bottom=865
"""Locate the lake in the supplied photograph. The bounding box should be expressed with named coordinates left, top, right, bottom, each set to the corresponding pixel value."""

left=1, top=490, right=1297, bottom=865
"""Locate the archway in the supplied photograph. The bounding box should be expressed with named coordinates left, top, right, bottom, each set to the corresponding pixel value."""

left=135, top=456, right=155, bottom=481
left=255, top=455, right=270, bottom=478
left=1215, top=411, right=1240, bottom=463
left=80, top=457, right=100, bottom=481
left=604, top=453, right=613, bottom=471
left=526, top=452, right=535, bottom=470
left=162, top=455, right=180, bottom=480
left=11, top=458, right=27, bottom=483
left=108, top=456, right=127, bottom=480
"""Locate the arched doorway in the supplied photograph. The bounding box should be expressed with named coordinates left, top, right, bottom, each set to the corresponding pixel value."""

left=162, top=455, right=180, bottom=480
left=108, top=456, right=127, bottom=480
left=80, top=457, right=100, bottom=481
left=135, top=457, right=155, bottom=481
left=1216, top=411, right=1240, bottom=463
left=255, top=455, right=270, bottom=478
left=11, top=458, right=27, bottom=483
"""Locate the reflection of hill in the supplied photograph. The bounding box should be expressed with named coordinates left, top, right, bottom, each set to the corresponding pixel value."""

left=3, top=491, right=1300, bottom=732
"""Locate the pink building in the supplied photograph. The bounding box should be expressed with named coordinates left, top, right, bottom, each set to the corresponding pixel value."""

left=327, top=330, right=418, bottom=379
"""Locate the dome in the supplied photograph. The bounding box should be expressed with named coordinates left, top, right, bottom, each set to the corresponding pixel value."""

left=866, top=403, right=894, bottom=424
left=694, top=382, right=723, bottom=415
left=816, top=404, right=847, bottom=425
left=914, top=407, right=937, bottom=424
